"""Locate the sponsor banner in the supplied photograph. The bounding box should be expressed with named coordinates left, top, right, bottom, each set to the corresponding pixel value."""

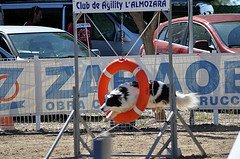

left=0, top=54, right=240, bottom=115
left=73, top=0, right=169, bottom=13
left=0, top=62, right=35, bottom=115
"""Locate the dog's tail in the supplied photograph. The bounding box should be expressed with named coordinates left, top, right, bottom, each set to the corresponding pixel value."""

left=175, top=92, right=199, bottom=110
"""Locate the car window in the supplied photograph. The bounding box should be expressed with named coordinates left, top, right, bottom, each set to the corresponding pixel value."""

left=0, top=36, right=11, bottom=53
left=0, top=47, right=14, bottom=60
left=0, top=51, right=3, bottom=60
left=192, top=23, right=212, bottom=43
left=91, top=13, right=115, bottom=41
left=0, top=48, right=6, bottom=59
left=185, top=23, right=216, bottom=52
left=212, top=22, right=240, bottom=48
left=228, top=26, right=240, bottom=48
left=110, top=13, right=139, bottom=34
left=9, top=32, right=94, bottom=58
left=172, top=22, right=187, bottom=44
left=158, top=22, right=187, bottom=44
left=158, top=26, right=168, bottom=40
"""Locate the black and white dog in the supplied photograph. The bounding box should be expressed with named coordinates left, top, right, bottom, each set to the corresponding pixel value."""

left=100, top=80, right=199, bottom=122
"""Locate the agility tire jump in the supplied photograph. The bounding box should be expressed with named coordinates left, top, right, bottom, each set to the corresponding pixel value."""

left=98, top=58, right=149, bottom=123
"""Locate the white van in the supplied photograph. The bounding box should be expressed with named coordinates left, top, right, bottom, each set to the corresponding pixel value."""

left=0, top=2, right=142, bottom=56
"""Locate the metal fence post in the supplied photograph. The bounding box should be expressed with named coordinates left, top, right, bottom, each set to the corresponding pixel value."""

left=214, top=109, right=219, bottom=125
left=189, top=110, right=195, bottom=125
left=34, top=56, right=42, bottom=131
left=93, top=132, right=111, bottom=159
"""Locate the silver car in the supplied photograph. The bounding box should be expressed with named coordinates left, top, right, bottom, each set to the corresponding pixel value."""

left=0, top=26, right=97, bottom=59
left=0, top=3, right=143, bottom=56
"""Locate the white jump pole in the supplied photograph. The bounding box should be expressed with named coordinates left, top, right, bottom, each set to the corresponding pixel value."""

left=228, top=132, right=240, bottom=159
left=188, top=0, right=193, bottom=54
left=73, top=12, right=81, bottom=158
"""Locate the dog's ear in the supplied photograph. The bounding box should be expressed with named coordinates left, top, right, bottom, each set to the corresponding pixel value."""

left=118, top=86, right=129, bottom=100
left=106, top=94, right=122, bottom=107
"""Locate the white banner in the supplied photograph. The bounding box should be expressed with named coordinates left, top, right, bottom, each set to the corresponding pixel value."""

left=73, top=0, right=170, bottom=13
left=0, top=54, right=240, bottom=116
left=0, top=62, right=35, bottom=116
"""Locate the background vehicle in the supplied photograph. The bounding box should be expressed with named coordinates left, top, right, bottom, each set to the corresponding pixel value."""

left=140, top=14, right=240, bottom=55
left=0, top=47, right=14, bottom=60
left=0, top=2, right=142, bottom=56
left=0, top=26, right=97, bottom=59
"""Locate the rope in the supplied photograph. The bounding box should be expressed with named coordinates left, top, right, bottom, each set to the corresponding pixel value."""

left=153, top=12, right=161, bottom=79
left=83, top=14, right=92, bottom=58
left=85, top=14, right=119, bottom=57
left=121, top=13, right=124, bottom=57
left=124, top=12, right=159, bottom=58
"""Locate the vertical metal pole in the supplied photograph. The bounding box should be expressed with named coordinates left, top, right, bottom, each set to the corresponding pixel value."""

left=189, top=110, right=195, bottom=125
left=168, top=0, right=179, bottom=158
left=34, top=55, right=42, bottom=131
left=213, top=109, right=219, bottom=125
left=188, top=0, right=193, bottom=54
left=73, top=13, right=80, bottom=158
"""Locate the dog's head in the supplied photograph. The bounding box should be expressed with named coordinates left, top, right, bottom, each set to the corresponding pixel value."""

left=100, top=82, right=139, bottom=114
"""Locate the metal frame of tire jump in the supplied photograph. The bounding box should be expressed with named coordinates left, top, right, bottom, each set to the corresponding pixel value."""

left=45, top=0, right=206, bottom=158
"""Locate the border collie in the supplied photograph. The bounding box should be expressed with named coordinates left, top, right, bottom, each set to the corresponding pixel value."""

left=100, top=80, right=199, bottom=122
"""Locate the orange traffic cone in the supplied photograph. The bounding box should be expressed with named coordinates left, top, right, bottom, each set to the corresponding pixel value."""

left=0, top=116, right=15, bottom=130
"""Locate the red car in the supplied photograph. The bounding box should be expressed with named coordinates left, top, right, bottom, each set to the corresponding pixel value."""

left=140, top=14, right=240, bottom=55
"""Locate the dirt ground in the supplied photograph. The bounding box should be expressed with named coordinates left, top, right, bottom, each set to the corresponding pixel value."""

left=0, top=123, right=239, bottom=159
